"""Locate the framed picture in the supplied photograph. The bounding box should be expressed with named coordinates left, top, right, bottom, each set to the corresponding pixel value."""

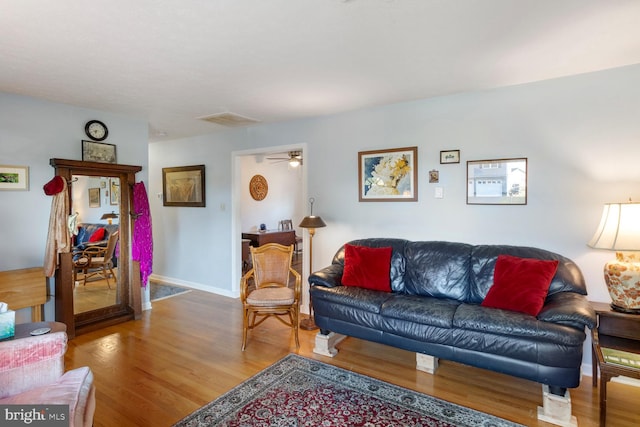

left=82, top=140, right=117, bottom=164
left=467, top=158, right=527, bottom=205
left=162, top=165, right=206, bottom=207
left=88, top=188, right=101, bottom=208
left=0, top=165, right=29, bottom=191
left=358, top=146, right=418, bottom=202
left=110, top=178, right=120, bottom=205
left=440, top=150, right=460, bottom=164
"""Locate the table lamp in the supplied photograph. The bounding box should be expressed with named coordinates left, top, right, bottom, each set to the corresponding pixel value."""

left=588, top=201, right=640, bottom=313
left=100, top=211, right=118, bottom=225
left=298, top=197, right=326, bottom=330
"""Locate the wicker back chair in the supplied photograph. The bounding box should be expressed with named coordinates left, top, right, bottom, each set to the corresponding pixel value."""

left=240, top=243, right=301, bottom=351
left=73, top=231, right=119, bottom=289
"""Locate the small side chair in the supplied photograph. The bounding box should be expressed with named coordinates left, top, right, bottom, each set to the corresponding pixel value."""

left=240, top=243, right=301, bottom=351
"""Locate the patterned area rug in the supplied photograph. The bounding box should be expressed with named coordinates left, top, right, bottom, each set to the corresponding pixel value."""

left=173, top=354, right=524, bottom=427
left=149, top=282, right=191, bottom=301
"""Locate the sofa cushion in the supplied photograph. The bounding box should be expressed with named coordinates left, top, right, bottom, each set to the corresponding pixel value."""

left=310, top=286, right=392, bottom=314
left=380, top=294, right=459, bottom=328
left=469, top=245, right=586, bottom=302
left=334, top=239, right=408, bottom=292
left=453, top=303, right=586, bottom=346
left=342, top=244, right=392, bottom=292
left=88, top=227, right=106, bottom=242
left=403, top=241, right=472, bottom=300
left=481, top=255, right=558, bottom=316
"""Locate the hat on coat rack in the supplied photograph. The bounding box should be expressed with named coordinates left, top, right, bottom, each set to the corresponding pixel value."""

left=43, top=176, right=65, bottom=195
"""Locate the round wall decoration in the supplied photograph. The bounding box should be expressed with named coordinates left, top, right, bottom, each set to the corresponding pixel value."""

left=249, top=175, right=268, bottom=201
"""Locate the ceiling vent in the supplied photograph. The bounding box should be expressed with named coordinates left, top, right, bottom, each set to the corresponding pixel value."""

left=197, top=112, right=261, bottom=127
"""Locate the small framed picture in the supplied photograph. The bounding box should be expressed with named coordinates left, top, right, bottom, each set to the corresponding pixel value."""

left=0, top=165, right=29, bottom=191
left=440, top=150, right=460, bottom=164
left=88, top=188, right=101, bottom=208
left=110, top=178, right=120, bottom=205
left=82, top=140, right=117, bottom=164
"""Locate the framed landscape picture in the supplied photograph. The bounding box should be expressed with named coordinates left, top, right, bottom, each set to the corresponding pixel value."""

left=467, top=158, right=527, bottom=205
left=162, top=165, right=206, bottom=207
left=358, top=146, right=418, bottom=202
left=82, top=140, right=117, bottom=164
left=0, top=165, right=29, bottom=191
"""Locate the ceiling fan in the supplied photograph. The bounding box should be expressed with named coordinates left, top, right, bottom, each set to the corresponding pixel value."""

left=266, top=151, right=303, bottom=167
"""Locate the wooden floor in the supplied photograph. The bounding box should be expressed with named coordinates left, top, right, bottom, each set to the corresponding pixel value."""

left=64, top=289, right=640, bottom=427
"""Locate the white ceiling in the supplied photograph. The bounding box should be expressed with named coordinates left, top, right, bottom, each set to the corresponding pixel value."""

left=2, top=0, right=640, bottom=142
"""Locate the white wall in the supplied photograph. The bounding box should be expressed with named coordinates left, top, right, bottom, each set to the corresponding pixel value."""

left=148, top=64, right=640, bottom=370
left=0, top=92, right=149, bottom=321
left=239, top=154, right=304, bottom=233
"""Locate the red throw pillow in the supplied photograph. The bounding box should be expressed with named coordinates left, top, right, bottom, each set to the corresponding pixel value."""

left=342, top=244, right=392, bottom=292
left=88, top=228, right=106, bottom=242
left=481, top=254, right=559, bottom=316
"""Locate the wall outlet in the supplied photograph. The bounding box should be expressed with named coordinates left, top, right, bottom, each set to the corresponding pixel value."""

left=435, top=187, right=444, bottom=198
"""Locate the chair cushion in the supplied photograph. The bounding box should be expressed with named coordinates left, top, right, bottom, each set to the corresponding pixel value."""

left=247, top=287, right=295, bottom=306
left=481, top=254, right=559, bottom=316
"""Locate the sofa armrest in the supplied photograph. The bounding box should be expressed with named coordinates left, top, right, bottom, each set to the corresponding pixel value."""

left=537, top=292, right=597, bottom=329
left=309, top=264, right=344, bottom=288
left=0, top=331, right=67, bottom=398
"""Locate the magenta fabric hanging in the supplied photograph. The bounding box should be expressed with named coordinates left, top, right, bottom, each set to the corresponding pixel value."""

left=132, top=182, right=153, bottom=288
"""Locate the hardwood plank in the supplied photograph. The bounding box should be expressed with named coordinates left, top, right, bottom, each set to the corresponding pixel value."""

left=65, top=290, right=639, bottom=427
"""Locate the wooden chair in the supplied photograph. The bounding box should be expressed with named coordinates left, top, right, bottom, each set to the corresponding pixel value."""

left=279, top=219, right=302, bottom=254
left=73, top=231, right=119, bottom=289
left=240, top=243, right=301, bottom=351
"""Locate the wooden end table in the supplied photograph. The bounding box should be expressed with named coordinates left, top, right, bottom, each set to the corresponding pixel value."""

left=14, top=321, right=67, bottom=340
left=591, top=301, right=640, bottom=426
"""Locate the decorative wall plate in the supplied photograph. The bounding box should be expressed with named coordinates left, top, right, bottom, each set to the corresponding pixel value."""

left=249, top=174, right=268, bottom=201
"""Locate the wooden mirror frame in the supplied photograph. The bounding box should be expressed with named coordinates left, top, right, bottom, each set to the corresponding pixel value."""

left=50, top=158, right=142, bottom=338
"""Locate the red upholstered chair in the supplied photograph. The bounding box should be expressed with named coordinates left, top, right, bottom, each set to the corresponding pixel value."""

left=0, top=331, right=95, bottom=427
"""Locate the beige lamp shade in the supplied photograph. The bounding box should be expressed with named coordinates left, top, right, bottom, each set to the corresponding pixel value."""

left=589, top=202, right=640, bottom=313
left=588, top=202, right=640, bottom=250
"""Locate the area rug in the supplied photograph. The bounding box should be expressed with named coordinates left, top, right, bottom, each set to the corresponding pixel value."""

left=173, top=354, right=523, bottom=427
left=149, top=281, right=191, bottom=301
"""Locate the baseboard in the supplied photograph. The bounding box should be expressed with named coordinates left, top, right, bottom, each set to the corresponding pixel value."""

left=148, top=274, right=239, bottom=298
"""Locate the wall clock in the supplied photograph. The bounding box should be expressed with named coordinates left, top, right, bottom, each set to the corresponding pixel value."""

left=249, top=175, right=268, bottom=201
left=85, top=120, right=109, bottom=141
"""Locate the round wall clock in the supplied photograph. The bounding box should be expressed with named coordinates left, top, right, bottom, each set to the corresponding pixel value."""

left=85, top=120, right=109, bottom=141
left=249, top=175, right=268, bottom=201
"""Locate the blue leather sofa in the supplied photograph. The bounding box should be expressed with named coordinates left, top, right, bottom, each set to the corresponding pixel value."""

left=309, top=238, right=596, bottom=395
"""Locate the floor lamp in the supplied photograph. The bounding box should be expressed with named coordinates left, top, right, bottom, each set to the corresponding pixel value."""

left=298, top=198, right=326, bottom=330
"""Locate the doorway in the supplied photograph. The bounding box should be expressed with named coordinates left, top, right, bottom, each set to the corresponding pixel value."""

left=231, top=144, right=307, bottom=305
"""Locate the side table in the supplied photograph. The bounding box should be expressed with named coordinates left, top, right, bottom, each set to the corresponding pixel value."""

left=13, top=321, right=67, bottom=340
left=591, top=301, right=640, bottom=426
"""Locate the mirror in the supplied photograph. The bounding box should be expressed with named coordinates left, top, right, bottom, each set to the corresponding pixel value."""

left=71, top=175, right=121, bottom=314
left=50, top=158, right=142, bottom=338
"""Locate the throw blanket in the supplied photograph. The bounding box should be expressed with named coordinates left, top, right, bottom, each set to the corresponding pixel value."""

left=132, top=182, right=153, bottom=288
left=44, top=177, right=70, bottom=277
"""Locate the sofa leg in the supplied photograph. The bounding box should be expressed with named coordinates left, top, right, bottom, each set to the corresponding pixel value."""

left=416, top=353, right=439, bottom=374
left=313, top=332, right=346, bottom=357
left=537, top=385, right=578, bottom=427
